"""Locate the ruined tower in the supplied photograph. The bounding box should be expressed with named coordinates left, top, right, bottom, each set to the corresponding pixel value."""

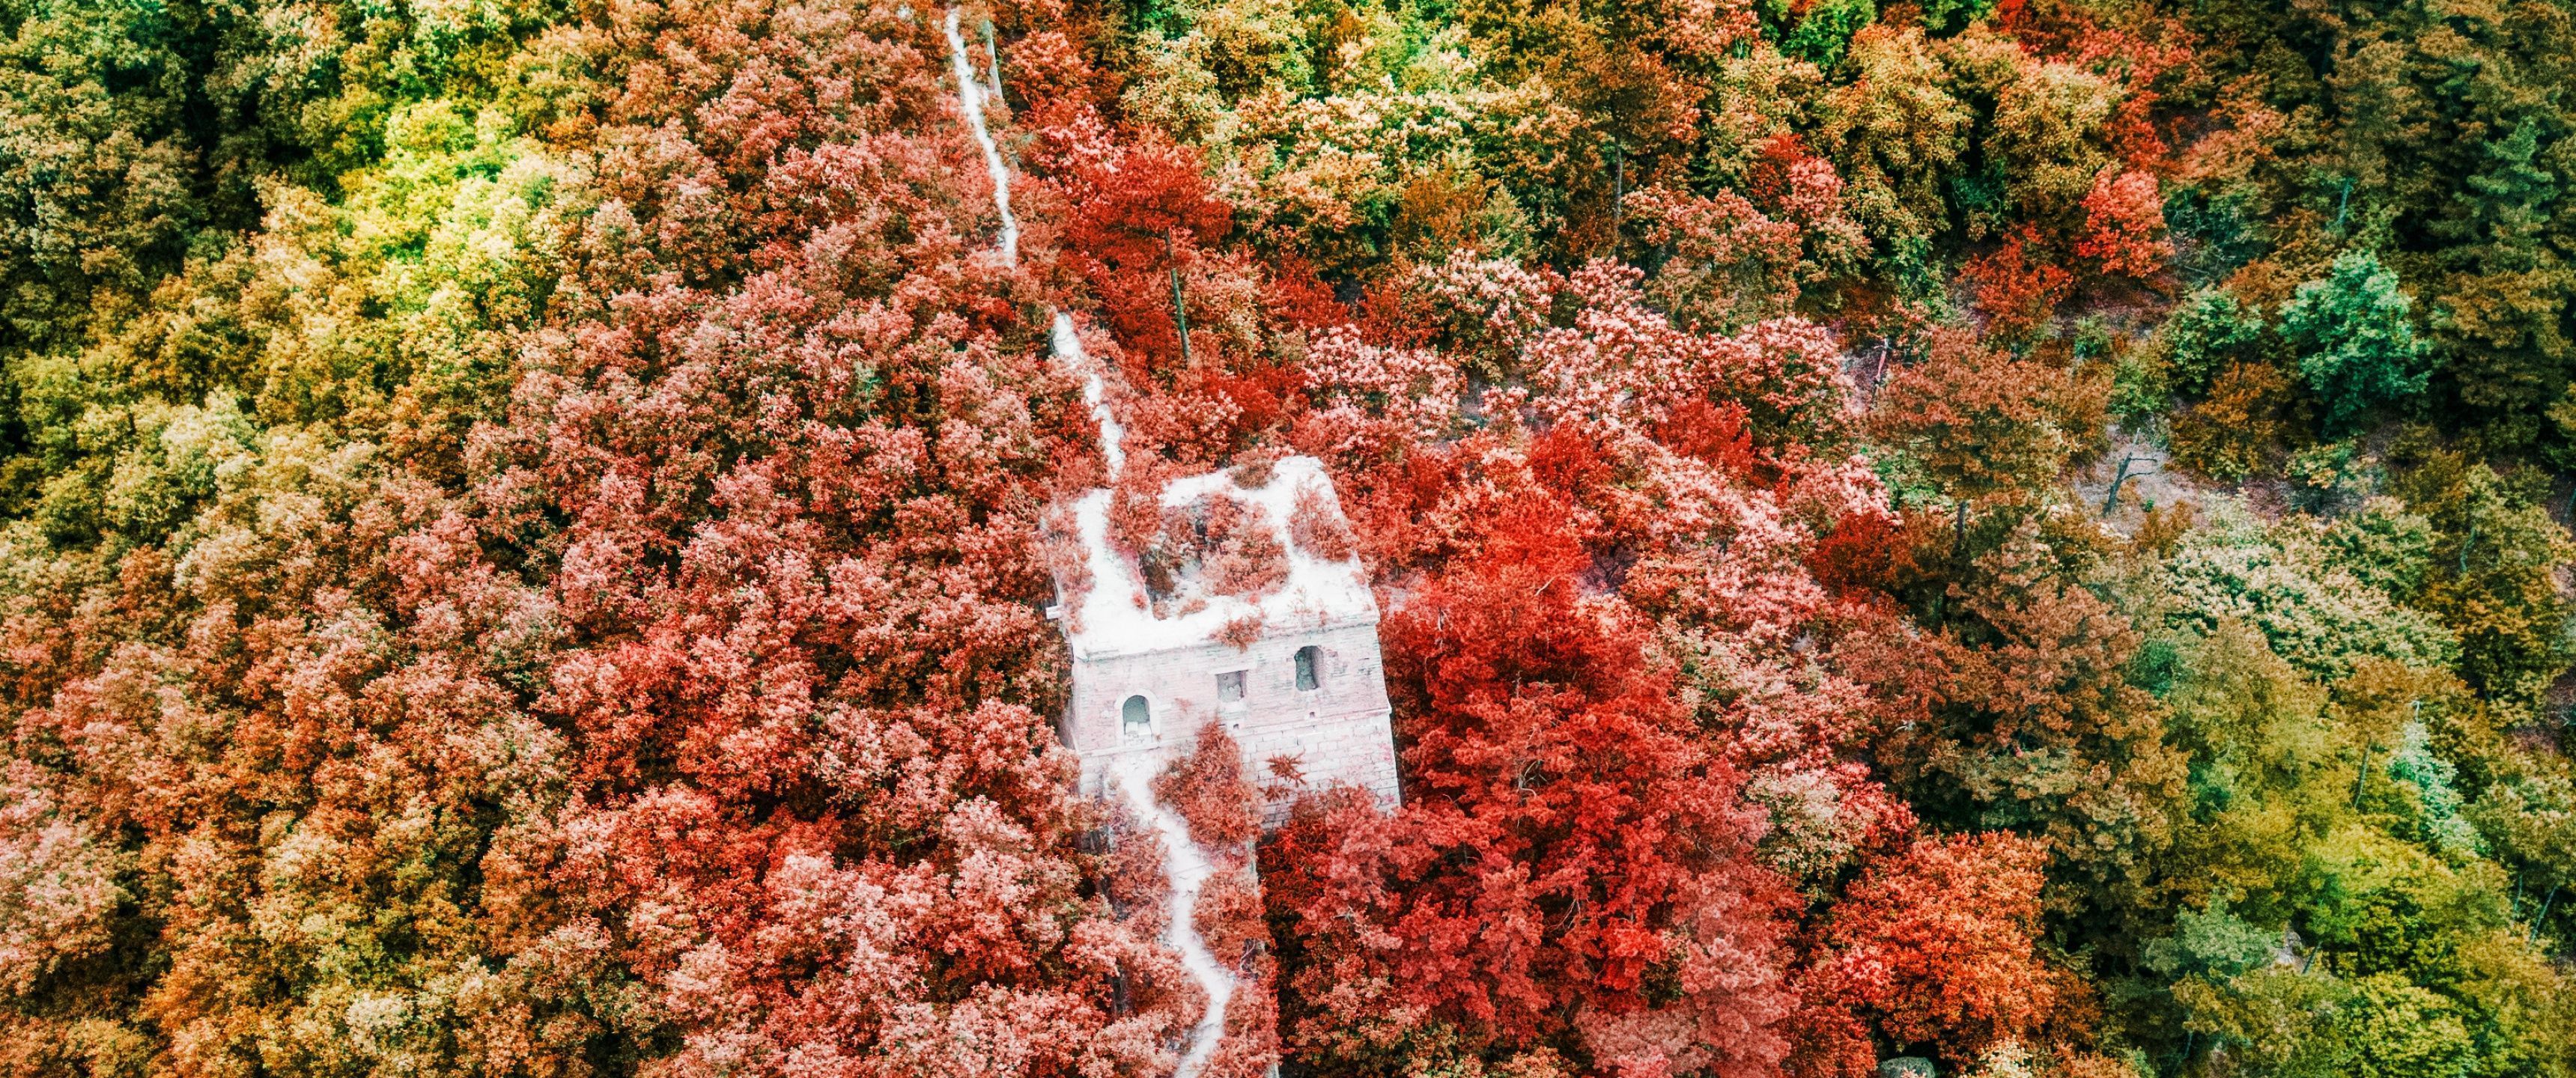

left=1050, top=455, right=1400, bottom=822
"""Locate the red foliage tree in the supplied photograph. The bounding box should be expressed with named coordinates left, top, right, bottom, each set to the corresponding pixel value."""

left=1817, top=832, right=2059, bottom=1059
left=1052, top=133, right=1232, bottom=374
left=401, top=4, right=1185, bottom=1070
left=2074, top=168, right=2171, bottom=278
left=1964, top=225, right=2076, bottom=336
left=1266, top=469, right=1797, bottom=1077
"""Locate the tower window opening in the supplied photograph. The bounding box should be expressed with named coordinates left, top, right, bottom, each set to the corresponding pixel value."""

left=1295, top=646, right=1322, bottom=691
left=1122, top=695, right=1153, bottom=740
left=1218, top=670, right=1246, bottom=704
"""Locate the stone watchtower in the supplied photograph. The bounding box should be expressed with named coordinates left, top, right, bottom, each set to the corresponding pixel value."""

left=1050, top=456, right=1400, bottom=820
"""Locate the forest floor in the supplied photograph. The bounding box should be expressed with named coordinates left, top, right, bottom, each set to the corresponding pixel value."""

left=2074, top=433, right=2204, bottom=532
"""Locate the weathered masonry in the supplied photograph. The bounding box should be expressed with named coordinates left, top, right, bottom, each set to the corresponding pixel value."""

left=1051, top=455, right=1400, bottom=822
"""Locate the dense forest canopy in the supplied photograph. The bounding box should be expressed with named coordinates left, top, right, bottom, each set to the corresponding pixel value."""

left=1, top=0, right=2575, bottom=1074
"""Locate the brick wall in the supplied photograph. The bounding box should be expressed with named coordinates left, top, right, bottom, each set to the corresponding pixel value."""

left=1066, top=620, right=1401, bottom=823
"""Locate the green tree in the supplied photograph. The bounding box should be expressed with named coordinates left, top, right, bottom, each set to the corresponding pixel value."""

left=1777, top=0, right=1875, bottom=67
left=2162, top=287, right=2267, bottom=395
left=2142, top=898, right=2279, bottom=985
left=2393, top=456, right=2576, bottom=708
left=2437, top=118, right=2575, bottom=458
left=2160, top=502, right=2456, bottom=683
left=2321, top=975, right=2482, bottom=1078
left=2282, top=251, right=2434, bottom=432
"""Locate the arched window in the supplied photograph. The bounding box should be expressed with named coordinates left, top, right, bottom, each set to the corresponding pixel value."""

left=1122, top=695, right=1152, bottom=740
left=1295, top=645, right=1322, bottom=691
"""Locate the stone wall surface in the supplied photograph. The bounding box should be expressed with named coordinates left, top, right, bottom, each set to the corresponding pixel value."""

left=1065, top=621, right=1400, bottom=822
left=1051, top=458, right=1400, bottom=828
